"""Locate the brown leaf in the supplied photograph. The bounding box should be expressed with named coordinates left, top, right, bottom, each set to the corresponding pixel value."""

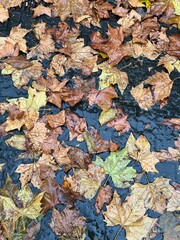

left=46, top=110, right=65, bottom=128
left=162, top=118, right=180, bottom=131
left=65, top=109, right=87, bottom=141
left=83, top=127, right=110, bottom=154
left=0, top=38, right=19, bottom=59
left=95, top=185, right=113, bottom=214
left=109, top=140, right=120, bottom=152
left=155, top=147, right=180, bottom=162
left=4, top=56, right=33, bottom=70
left=107, top=109, right=131, bottom=133
left=87, top=86, right=118, bottom=110
left=33, top=4, right=52, bottom=17
left=50, top=207, right=86, bottom=239
left=0, top=5, right=9, bottom=23
left=167, top=34, right=180, bottom=58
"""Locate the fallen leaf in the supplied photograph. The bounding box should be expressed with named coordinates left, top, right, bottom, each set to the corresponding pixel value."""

left=50, top=207, right=86, bottom=239
left=4, top=56, right=33, bottom=70
left=66, top=163, right=105, bottom=199
left=130, top=178, right=175, bottom=214
left=46, top=110, right=65, bottom=128
left=103, top=191, right=157, bottom=240
left=33, top=4, right=52, bottom=17
left=83, top=127, right=110, bottom=154
left=65, top=109, right=87, bottom=141
left=98, top=61, right=129, bottom=94
left=98, top=108, right=117, bottom=125
left=162, top=118, right=180, bottom=130
left=158, top=54, right=180, bottom=73
left=167, top=184, right=180, bottom=211
left=167, top=34, right=180, bottom=58
left=87, top=86, right=118, bottom=110
left=155, top=147, right=180, bottom=161
left=126, top=133, right=159, bottom=172
left=95, top=148, right=136, bottom=188
left=158, top=212, right=180, bottom=240
left=0, top=37, right=19, bottom=58
left=94, top=185, right=113, bottom=214
left=0, top=5, right=9, bottom=22
left=16, top=154, right=59, bottom=188
left=0, top=0, right=24, bottom=8
left=5, top=135, right=26, bottom=150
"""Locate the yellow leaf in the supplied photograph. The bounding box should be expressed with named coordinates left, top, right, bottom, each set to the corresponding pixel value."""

left=130, top=178, right=175, bottom=214
left=66, top=163, right=105, bottom=199
left=171, top=0, right=180, bottom=15
left=103, top=191, right=157, bottom=240
left=98, top=108, right=117, bottom=125
left=26, top=87, right=47, bottom=111
left=126, top=133, right=159, bottom=172
left=5, top=135, right=26, bottom=150
left=0, top=5, right=9, bottom=23
left=98, top=61, right=129, bottom=94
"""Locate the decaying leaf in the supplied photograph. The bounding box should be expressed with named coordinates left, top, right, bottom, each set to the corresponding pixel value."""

left=126, top=133, right=159, bottom=172
left=162, top=118, right=180, bottom=131
left=83, top=127, right=110, bottom=154
left=0, top=178, right=44, bottom=239
left=66, top=163, right=105, bottom=199
left=131, top=72, right=173, bottom=109
left=130, top=178, right=176, bottom=214
left=103, top=191, right=157, bottom=240
left=155, top=147, right=180, bottom=161
left=95, top=148, right=136, bottom=188
left=16, top=154, right=59, bottom=188
left=5, top=134, right=26, bottom=150
left=98, top=61, right=129, bottom=94
left=0, top=5, right=9, bottom=23
left=50, top=207, right=86, bottom=240
left=98, top=108, right=117, bottom=125
left=94, top=185, right=113, bottom=214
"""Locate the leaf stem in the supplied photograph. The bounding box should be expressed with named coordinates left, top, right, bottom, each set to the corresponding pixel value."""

left=103, top=174, right=110, bottom=187
left=114, top=225, right=122, bottom=240
left=119, top=62, right=132, bottom=71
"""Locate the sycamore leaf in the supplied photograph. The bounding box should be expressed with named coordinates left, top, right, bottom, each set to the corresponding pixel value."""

left=94, top=185, right=113, bottom=214
left=98, top=61, right=129, bottom=94
left=0, top=179, right=44, bottom=239
left=158, top=212, right=180, bottom=240
left=16, top=154, right=59, bottom=188
left=26, top=87, right=47, bottom=111
left=83, top=127, right=110, bottom=154
left=130, top=178, right=175, bottom=214
left=126, top=133, right=159, bottom=172
left=95, top=148, right=136, bottom=188
left=0, top=5, right=9, bottom=23
left=66, top=163, right=105, bottom=199
left=103, top=191, right=157, bottom=240
left=5, top=135, right=26, bottom=150
left=50, top=207, right=86, bottom=240
left=98, top=108, right=117, bottom=125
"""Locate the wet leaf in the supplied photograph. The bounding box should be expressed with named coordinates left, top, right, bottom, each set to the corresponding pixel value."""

left=94, top=185, right=113, bottom=214
left=98, top=61, right=129, bottom=94
left=162, top=118, right=180, bottom=131
left=126, top=133, right=159, bottom=172
left=95, top=148, right=136, bottom=188
left=103, top=191, right=157, bottom=240
left=98, top=108, right=117, bottom=125
left=50, top=207, right=86, bottom=240
left=5, top=135, right=26, bottom=150
left=0, top=5, right=9, bottom=22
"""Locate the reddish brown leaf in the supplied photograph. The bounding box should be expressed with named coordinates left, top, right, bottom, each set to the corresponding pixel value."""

left=4, top=56, right=33, bottom=70
left=95, top=185, right=113, bottom=214
left=46, top=110, right=65, bottom=128
left=162, top=118, right=180, bottom=131
left=167, top=34, right=180, bottom=58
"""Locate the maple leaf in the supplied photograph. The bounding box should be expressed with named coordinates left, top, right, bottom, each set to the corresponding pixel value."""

left=5, top=134, right=26, bottom=150
left=0, top=37, right=19, bottom=58
left=98, top=108, right=117, bottom=125
left=94, top=185, right=113, bottom=214
left=106, top=108, right=131, bottom=133
left=87, top=86, right=118, bottom=110
left=66, top=163, right=105, bottom=199
left=155, top=147, right=180, bottom=161
left=130, top=178, right=176, bottom=214
left=0, top=5, right=9, bottom=22
left=131, top=72, right=173, bottom=109
left=33, top=4, right=52, bottom=17
left=126, top=133, right=159, bottom=172
left=162, top=118, right=180, bottom=131
left=0, top=0, right=24, bottom=8
left=103, top=191, right=157, bottom=240
left=0, top=178, right=44, bottom=239
left=95, top=148, right=136, bottom=188
left=83, top=127, right=110, bottom=154
left=50, top=207, right=86, bottom=240
left=158, top=55, right=180, bottom=73
left=98, top=61, right=129, bottom=94
left=2, top=60, right=43, bottom=88
left=15, top=154, right=59, bottom=188
left=158, top=212, right=180, bottom=240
